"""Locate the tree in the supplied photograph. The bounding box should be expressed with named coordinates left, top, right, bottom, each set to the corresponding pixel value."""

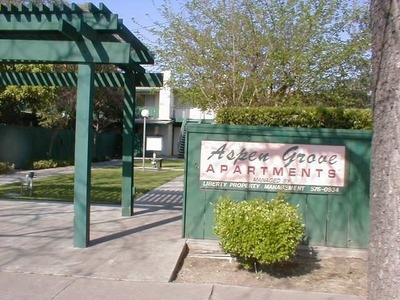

left=91, top=65, right=124, bottom=136
left=369, top=1, right=400, bottom=299
left=35, top=63, right=125, bottom=158
left=0, top=63, right=57, bottom=125
left=151, top=0, right=370, bottom=110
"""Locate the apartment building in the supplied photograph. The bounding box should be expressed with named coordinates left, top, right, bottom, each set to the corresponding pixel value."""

left=135, top=71, right=215, bottom=158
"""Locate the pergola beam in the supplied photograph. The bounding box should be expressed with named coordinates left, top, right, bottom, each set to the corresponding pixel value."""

left=0, top=39, right=153, bottom=65
left=0, top=39, right=131, bottom=64
left=0, top=72, right=163, bottom=88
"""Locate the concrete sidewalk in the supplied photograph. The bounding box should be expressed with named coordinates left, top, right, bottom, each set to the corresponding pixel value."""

left=1, top=273, right=365, bottom=300
left=0, top=163, right=366, bottom=300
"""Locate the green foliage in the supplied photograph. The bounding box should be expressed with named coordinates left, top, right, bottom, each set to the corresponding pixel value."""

left=0, top=63, right=59, bottom=127
left=214, top=194, right=304, bottom=270
left=1, top=63, right=122, bottom=131
left=0, top=162, right=15, bottom=174
left=32, top=159, right=73, bottom=170
left=216, top=106, right=372, bottom=130
left=152, top=0, right=370, bottom=110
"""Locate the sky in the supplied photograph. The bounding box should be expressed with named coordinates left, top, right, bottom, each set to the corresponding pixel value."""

left=79, top=1, right=173, bottom=46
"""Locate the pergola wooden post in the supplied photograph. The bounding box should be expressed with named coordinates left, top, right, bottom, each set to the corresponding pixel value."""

left=121, top=72, right=136, bottom=217
left=0, top=2, right=163, bottom=247
left=74, top=64, right=95, bottom=247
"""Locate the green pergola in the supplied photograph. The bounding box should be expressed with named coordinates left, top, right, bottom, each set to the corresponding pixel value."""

left=0, top=2, right=163, bottom=247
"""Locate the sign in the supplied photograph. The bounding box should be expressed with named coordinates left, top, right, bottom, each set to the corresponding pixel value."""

left=146, top=136, right=163, bottom=151
left=199, top=141, right=346, bottom=194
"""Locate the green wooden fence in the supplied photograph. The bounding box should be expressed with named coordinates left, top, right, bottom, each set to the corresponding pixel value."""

left=0, top=125, right=121, bottom=168
left=183, top=124, right=372, bottom=249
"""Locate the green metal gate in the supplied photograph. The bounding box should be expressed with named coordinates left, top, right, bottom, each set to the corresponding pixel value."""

left=183, top=124, right=372, bottom=249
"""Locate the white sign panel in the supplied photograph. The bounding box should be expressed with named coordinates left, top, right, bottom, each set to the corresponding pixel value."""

left=146, top=136, right=163, bottom=151
left=200, top=141, right=346, bottom=193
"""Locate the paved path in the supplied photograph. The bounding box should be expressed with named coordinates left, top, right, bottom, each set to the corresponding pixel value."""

left=0, top=160, right=123, bottom=186
left=0, top=162, right=366, bottom=300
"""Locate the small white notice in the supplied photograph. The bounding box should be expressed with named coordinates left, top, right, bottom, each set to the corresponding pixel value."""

left=146, top=136, right=163, bottom=151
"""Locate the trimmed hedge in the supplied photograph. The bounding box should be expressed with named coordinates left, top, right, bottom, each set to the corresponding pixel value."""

left=215, top=106, right=372, bottom=130
left=31, top=156, right=109, bottom=170
left=32, top=159, right=74, bottom=170
left=0, top=162, right=15, bottom=174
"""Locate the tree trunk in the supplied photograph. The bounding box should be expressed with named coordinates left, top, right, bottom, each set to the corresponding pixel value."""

left=369, top=1, right=400, bottom=299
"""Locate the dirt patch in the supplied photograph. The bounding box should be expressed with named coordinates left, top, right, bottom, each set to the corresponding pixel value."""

left=173, top=242, right=367, bottom=297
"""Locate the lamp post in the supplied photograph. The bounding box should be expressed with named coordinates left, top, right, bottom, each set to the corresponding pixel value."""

left=141, top=108, right=149, bottom=170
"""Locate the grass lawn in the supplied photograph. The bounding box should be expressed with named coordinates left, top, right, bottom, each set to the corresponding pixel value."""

left=133, top=159, right=184, bottom=169
left=0, top=162, right=184, bottom=205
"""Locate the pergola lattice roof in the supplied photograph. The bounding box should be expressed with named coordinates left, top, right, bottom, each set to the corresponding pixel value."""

left=0, top=2, right=154, bottom=72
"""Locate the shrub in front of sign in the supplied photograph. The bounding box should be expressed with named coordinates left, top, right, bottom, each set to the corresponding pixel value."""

left=214, top=194, right=304, bottom=271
